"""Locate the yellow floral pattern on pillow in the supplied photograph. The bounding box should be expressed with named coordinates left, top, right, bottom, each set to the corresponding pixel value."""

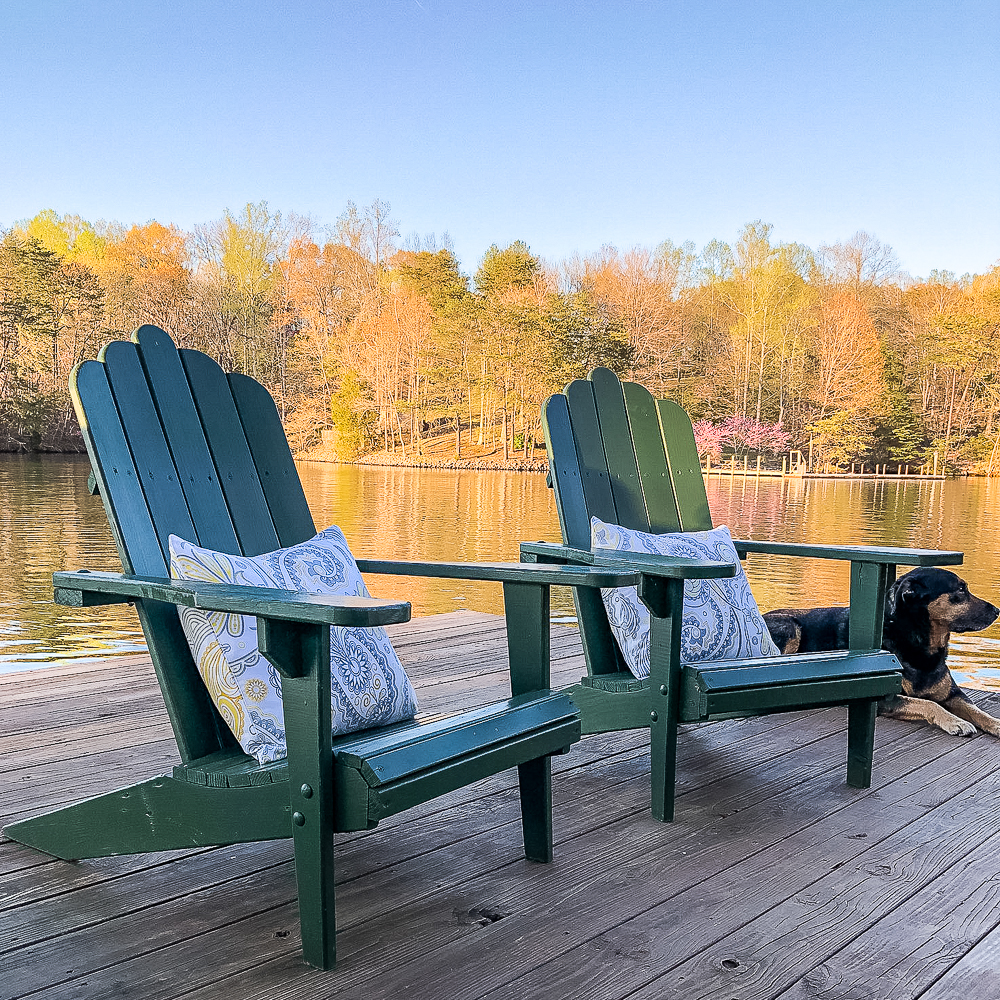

left=169, top=526, right=418, bottom=764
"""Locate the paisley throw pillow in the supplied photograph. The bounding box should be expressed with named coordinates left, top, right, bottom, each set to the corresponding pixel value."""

left=169, top=526, right=417, bottom=765
left=591, top=517, right=780, bottom=680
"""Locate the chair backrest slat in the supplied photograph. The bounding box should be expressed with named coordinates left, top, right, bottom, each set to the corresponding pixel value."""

left=180, top=349, right=281, bottom=556
left=590, top=368, right=649, bottom=531
left=541, top=394, right=592, bottom=550
left=621, top=381, right=682, bottom=533
left=134, top=325, right=241, bottom=555
left=101, top=341, right=197, bottom=568
left=73, top=358, right=166, bottom=576
left=656, top=399, right=713, bottom=531
left=564, top=379, right=618, bottom=529
left=230, top=373, right=316, bottom=548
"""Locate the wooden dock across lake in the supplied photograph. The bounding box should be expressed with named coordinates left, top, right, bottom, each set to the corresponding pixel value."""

left=4, top=611, right=1000, bottom=1000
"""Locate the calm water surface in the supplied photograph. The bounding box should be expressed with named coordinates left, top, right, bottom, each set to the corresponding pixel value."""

left=3, top=454, right=1000, bottom=690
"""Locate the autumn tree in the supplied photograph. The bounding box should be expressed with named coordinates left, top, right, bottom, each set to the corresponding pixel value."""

left=394, top=249, right=473, bottom=456
left=810, top=290, right=885, bottom=419
left=473, top=242, right=547, bottom=458
left=564, top=241, right=696, bottom=392
left=192, top=201, right=295, bottom=384
left=707, top=222, right=813, bottom=423
left=818, top=231, right=899, bottom=300
left=98, top=222, right=191, bottom=339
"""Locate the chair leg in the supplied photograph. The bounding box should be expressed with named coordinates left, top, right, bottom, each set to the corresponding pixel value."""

left=847, top=699, right=878, bottom=788
left=642, top=580, right=685, bottom=823
left=288, top=783, right=338, bottom=969
left=260, top=620, right=338, bottom=969
left=518, top=756, right=553, bottom=863
left=650, top=712, right=679, bottom=822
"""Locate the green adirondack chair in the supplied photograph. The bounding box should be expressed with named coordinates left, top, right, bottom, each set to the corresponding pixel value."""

left=521, top=368, right=963, bottom=822
left=2, top=328, right=698, bottom=970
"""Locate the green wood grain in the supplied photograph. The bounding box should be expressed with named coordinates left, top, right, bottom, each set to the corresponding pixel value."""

left=102, top=340, right=197, bottom=562
left=72, top=359, right=163, bottom=576
left=180, top=348, right=280, bottom=556
left=54, top=571, right=413, bottom=627
left=590, top=367, right=649, bottom=530
left=537, top=396, right=627, bottom=677
left=655, top=397, right=713, bottom=531
left=264, top=619, right=337, bottom=969
left=688, top=673, right=900, bottom=719
left=230, top=372, right=316, bottom=547
left=356, top=558, right=638, bottom=588
left=72, top=358, right=232, bottom=762
left=622, top=381, right=681, bottom=533
left=3, top=776, right=293, bottom=857
left=541, top=392, right=594, bottom=549
left=133, top=324, right=241, bottom=554
left=735, top=540, right=962, bottom=564
left=353, top=695, right=575, bottom=787
left=644, top=578, right=685, bottom=821
left=565, top=378, right=619, bottom=526
left=847, top=699, right=878, bottom=788
left=588, top=550, right=736, bottom=580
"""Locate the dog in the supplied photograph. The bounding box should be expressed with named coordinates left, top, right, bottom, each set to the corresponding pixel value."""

left=763, top=567, right=1000, bottom=737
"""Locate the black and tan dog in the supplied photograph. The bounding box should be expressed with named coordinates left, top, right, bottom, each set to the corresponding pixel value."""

left=764, top=567, right=1000, bottom=737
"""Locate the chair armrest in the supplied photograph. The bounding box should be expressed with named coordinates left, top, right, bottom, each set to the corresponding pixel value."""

left=517, top=541, right=735, bottom=581
left=355, top=559, right=638, bottom=589
left=53, top=570, right=412, bottom=628
left=733, top=540, right=963, bottom=566
left=588, top=550, right=736, bottom=580
left=519, top=541, right=595, bottom=565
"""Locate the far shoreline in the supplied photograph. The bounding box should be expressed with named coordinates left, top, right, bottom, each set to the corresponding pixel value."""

left=297, top=447, right=548, bottom=474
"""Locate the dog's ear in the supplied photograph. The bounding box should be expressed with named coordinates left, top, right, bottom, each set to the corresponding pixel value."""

left=888, top=573, right=924, bottom=618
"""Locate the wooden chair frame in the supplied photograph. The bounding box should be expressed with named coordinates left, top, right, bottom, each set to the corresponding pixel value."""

left=4, top=330, right=728, bottom=968
left=521, top=368, right=963, bottom=821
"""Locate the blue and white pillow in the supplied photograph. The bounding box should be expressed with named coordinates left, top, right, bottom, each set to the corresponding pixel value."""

left=591, top=517, right=780, bottom=679
left=169, top=526, right=417, bottom=765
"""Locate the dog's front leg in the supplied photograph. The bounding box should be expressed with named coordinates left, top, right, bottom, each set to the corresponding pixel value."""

left=942, top=692, right=1000, bottom=737
left=879, top=694, right=978, bottom=737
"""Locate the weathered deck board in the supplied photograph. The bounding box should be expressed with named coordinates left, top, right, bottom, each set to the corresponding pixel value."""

left=3, top=610, right=999, bottom=1000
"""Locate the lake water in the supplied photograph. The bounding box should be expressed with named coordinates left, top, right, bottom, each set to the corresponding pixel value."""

left=3, top=454, right=1000, bottom=690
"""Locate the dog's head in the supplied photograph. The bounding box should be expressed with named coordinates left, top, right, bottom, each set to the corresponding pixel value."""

left=887, top=567, right=999, bottom=637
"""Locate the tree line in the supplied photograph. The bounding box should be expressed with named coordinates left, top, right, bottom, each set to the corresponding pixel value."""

left=1, top=203, right=998, bottom=472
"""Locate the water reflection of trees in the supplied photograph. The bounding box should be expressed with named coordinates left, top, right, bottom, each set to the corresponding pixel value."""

left=0, top=454, right=142, bottom=667
left=6, top=458, right=1000, bottom=681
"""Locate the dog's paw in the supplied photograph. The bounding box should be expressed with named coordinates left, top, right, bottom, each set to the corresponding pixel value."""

left=945, top=718, right=978, bottom=737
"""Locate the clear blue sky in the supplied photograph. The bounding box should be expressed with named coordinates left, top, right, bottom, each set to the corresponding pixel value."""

left=2, top=0, right=997, bottom=279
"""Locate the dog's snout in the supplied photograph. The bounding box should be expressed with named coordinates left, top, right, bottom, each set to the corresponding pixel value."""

left=951, top=595, right=1000, bottom=633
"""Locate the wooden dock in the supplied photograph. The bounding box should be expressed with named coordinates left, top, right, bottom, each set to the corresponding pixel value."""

left=4, top=611, right=1000, bottom=1000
